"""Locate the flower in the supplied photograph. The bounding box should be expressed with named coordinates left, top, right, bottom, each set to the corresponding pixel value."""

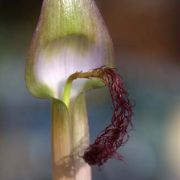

left=25, top=1, right=133, bottom=179
left=25, top=0, right=116, bottom=179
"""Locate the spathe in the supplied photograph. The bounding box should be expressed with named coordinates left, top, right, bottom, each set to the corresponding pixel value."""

left=26, top=0, right=113, bottom=101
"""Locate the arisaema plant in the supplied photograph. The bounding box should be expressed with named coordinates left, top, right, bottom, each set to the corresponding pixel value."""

left=26, top=0, right=133, bottom=180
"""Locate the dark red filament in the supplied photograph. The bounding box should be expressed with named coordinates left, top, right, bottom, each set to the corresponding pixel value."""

left=82, top=67, right=133, bottom=166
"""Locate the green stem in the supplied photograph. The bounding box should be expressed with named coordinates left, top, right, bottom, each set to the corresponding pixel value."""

left=70, top=93, right=91, bottom=180
left=51, top=99, right=74, bottom=180
left=51, top=98, right=91, bottom=180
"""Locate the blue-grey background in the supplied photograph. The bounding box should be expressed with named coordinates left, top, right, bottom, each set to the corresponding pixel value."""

left=0, top=0, right=180, bottom=179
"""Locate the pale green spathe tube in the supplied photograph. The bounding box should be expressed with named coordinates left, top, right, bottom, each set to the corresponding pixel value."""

left=26, top=0, right=113, bottom=101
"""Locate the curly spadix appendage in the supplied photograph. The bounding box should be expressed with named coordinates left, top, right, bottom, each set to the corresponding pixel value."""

left=65, top=66, right=133, bottom=166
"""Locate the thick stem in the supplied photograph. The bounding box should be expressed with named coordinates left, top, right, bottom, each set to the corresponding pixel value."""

left=51, top=99, right=74, bottom=180
left=51, top=97, right=91, bottom=180
left=70, top=93, right=91, bottom=180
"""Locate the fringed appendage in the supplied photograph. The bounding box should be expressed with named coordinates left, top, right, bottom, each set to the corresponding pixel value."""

left=82, top=67, right=133, bottom=166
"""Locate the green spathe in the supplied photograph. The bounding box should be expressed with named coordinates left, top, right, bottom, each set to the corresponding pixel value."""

left=26, top=0, right=113, bottom=101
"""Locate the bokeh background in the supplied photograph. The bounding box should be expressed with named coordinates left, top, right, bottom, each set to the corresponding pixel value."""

left=0, top=0, right=180, bottom=179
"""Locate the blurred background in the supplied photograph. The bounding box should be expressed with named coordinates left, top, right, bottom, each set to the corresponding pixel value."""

left=0, top=0, right=180, bottom=179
